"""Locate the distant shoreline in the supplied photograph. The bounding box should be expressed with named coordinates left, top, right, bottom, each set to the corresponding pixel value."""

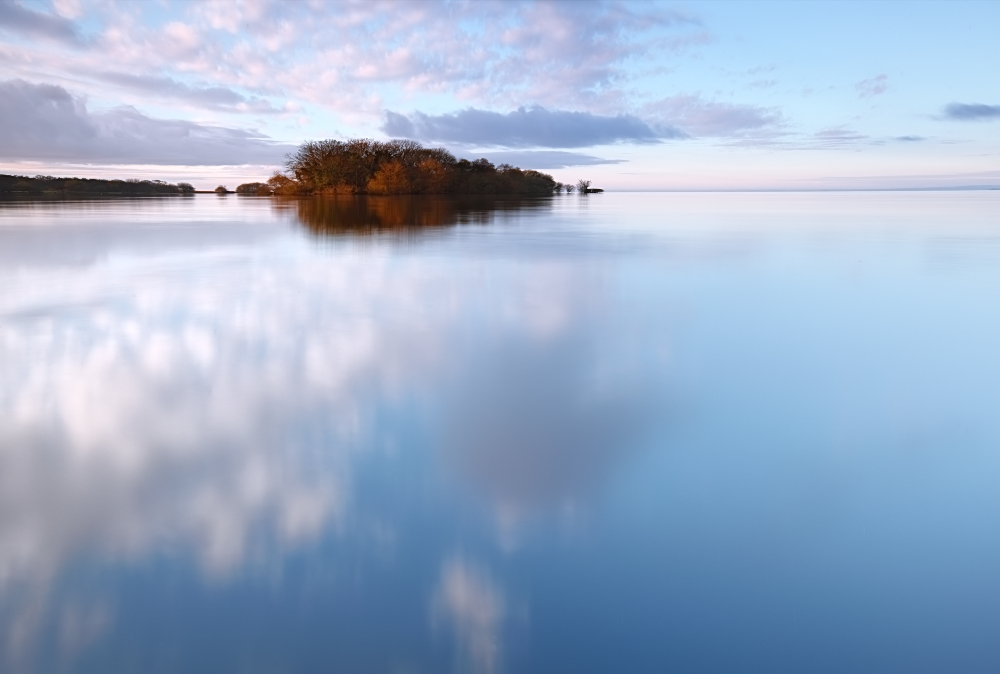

left=3, top=170, right=997, bottom=197
left=0, top=174, right=194, bottom=197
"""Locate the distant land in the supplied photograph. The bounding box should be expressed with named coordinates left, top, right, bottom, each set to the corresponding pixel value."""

left=0, top=174, right=194, bottom=196
left=0, top=139, right=604, bottom=197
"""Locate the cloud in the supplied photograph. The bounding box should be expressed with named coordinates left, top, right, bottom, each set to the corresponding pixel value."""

left=644, top=95, right=784, bottom=138
left=856, top=74, right=888, bottom=98
left=456, top=150, right=627, bottom=169
left=814, top=126, right=867, bottom=141
left=0, top=79, right=293, bottom=164
left=383, top=106, right=672, bottom=148
left=0, top=0, right=708, bottom=124
left=894, top=135, right=925, bottom=142
left=0, top=0, right=83, bottom=45
left=809, top=126, right=869, bottom=147
left=94, top=72, right=285, bottom=114
left=942, top=103, right=1000, bottom=121
left=458, top=1, right=705, bottom=110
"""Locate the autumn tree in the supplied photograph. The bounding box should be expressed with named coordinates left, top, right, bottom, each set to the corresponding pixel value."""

left=366, top=160, right=411, bottom=194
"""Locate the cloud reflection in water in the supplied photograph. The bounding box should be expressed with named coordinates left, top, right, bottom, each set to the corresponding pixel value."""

left=0, top=196, right=661, bottom=671
left=0, top=243, right=460, bottom=660
left=432, top=555, right=507, bottom=674
left=0, top=198, right=660, bottom=669
left=441, top=330, right=654, bottom=534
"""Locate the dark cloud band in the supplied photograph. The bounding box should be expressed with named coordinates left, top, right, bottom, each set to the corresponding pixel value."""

left=943, top=103, right=1000, bottom=121
left=0, top=0, right=83, bottom=45
left=0, top=79, right=292, bottom=165
left=383, top=106, right=677, bottom=149
left=455, top=151, right=627, bottom=169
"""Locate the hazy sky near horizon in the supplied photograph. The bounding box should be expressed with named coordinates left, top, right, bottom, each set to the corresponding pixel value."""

left=1, top=0, right=998, bottom=189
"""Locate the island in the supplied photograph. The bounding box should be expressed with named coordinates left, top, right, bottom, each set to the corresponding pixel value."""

left=236, top=139, right=599, bottom=196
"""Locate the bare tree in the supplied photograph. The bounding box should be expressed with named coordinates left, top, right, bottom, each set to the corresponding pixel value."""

left=576, top=179, right=591, bottom=193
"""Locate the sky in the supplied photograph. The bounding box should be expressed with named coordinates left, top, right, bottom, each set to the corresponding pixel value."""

left=0, top=0, right=998, bottom=190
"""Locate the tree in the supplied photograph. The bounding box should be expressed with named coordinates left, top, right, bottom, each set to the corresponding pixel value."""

left=177, top=182, right=195, bottom=194
left=267, top=173, right=304, bottom=195
left=215, top=185, right=228, bottom=194
left=576, top=179, right=591, bottom=193
left=236, top=182, right=273, bottom=195
left=366, top=160, right=410, bottom=194
left=414, top=157, right=450, bottom=193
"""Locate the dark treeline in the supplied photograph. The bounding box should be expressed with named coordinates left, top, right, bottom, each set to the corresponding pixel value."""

left=237, top=139, right=568, bottom=196
left=0, top=174, right=195, bottom=196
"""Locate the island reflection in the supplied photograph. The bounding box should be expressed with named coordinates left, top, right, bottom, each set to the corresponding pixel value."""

left=273, top=195, right=554, bottom=236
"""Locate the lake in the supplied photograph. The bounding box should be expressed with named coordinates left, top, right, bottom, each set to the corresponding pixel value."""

left=1, top=192, right=999, bottom=673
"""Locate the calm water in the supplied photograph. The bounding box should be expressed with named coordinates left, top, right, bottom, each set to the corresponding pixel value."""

left=1, top=192, right=999, bottom=673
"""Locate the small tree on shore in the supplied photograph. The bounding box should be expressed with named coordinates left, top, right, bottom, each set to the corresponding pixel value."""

left=576, top=179, right=591, bottom=193
left=177, top=182, right=195, bottom=194
left=215, top=185, right=228, bottom=195
left=267, top=172, right=304, bottom=195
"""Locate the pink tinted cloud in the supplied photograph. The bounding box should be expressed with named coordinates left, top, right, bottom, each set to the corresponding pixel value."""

left=645, top=95, right=784, bottom=138
left=0, top=0, right=707, bottom=122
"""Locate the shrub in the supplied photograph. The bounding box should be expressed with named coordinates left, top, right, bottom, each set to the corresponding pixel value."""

left=236, top=182, right=272, bottom=195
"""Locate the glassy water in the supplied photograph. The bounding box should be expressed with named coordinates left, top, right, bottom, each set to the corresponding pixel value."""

left=1, top=192, right=999, bottom=673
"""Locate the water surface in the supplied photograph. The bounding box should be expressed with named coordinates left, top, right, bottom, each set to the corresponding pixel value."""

left=1, top=192, right=999, bottom=673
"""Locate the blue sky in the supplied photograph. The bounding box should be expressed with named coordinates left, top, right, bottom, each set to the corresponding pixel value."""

left=0, top=0, right=998, bottom=189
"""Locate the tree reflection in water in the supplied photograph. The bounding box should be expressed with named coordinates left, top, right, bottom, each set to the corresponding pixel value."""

left=273, top=195, right=554, bottom=237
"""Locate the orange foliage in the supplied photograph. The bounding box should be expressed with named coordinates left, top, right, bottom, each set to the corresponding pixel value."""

left=366, top=160, right=411, bottom=194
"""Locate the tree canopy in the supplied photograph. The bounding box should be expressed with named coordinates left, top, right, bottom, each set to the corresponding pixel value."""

left=255, top=139, right=560, bottom=196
